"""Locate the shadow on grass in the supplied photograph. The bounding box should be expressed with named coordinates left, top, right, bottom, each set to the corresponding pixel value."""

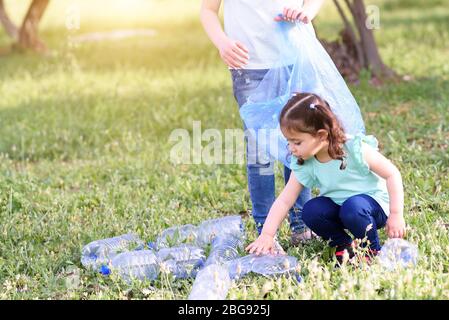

left=0, top=79, right=237, bottom=162
left=0, top=75, right=447, bottom=164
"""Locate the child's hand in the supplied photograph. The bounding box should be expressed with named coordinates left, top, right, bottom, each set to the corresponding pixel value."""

left=385, top=214, right=406, bottom=238
left=217, top=37, right=249, bottom=69
left=274, top=7, right=315, bottom=24
left=245, top=233, right=276, bottom=255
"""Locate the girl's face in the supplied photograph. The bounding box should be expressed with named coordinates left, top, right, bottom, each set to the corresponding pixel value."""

left=283, top=129, right=328, bottom=161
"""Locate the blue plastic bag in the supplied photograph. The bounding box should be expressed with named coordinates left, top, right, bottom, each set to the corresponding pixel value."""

left=239, top=21, right=365, bottom=168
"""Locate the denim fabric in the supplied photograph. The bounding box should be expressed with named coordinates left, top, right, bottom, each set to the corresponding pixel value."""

left=230, top=68, right=312, bottom=234
left=302, top=194, right=388, bottom=250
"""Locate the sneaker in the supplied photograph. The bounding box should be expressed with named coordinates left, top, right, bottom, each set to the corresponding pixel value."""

left=334, top=244, right=379, bottom=268
left=291, top=228, right=317, bottom=246
left=334, top=242, right=356, bottom=267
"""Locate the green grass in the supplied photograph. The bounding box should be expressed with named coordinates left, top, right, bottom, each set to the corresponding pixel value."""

left=0, top=0, right=448, bottom=299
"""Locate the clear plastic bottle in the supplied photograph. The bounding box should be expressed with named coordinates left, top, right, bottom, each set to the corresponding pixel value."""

left=188, top=264, right=231, bottom=300
left=378, top=238, right=418, bottom=270
left=225, top=254, right=255, bottom=280
left=109, top=249, right=160, bottom=282
left=81, top=233, right=144, bottom=270
left=205, top=234, right=244, bottom=266
left=250, top=254, right=298, bottom=277
left=157, top=245, right=206, bottom=279
left=155, top=224, right=199, bottom=249
left=226, top=254, right=300, bottom=281
left=197, top=215, right=244, bottom=247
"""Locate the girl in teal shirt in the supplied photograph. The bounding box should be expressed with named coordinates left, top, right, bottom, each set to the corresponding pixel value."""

left=246, top=93, right=406, bottom=265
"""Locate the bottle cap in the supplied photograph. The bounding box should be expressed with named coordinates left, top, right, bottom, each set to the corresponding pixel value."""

left=147, top=241, right=157, bottom=250
left=99, top=265, right=111, bottom=276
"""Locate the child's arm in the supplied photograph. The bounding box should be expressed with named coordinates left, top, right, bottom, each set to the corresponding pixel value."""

left=275, top=0, right=325, bottom=23
left=363, top=144, right=406, bottom=238
left=200, top=0, right=249, bottom=68
left=246, top=173, right=304, bottom=255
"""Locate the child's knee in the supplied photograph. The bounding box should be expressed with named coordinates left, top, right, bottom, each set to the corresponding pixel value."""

left=301, top=207, right=314, bottom=227
left=302, top=198, right=325, bottom=226
left=339, top=205, right=376, bottom=240
left=340, top=196, right=370, bottom=220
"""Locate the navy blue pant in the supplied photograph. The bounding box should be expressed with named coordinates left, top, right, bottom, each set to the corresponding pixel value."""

left=302, top=195, right=388, bottom=250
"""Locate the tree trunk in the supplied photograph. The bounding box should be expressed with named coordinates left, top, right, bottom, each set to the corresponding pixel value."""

left=16, top=0, right=49, bottom=52
left=333, top=0, right=364, bottom=67
left=321, top=0, right=397, bottom=84
left=0, top=0, right=18, bottom=40
left=344, top=0, right=396, bottom=79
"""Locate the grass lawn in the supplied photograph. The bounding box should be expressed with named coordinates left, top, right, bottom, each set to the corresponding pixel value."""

left=0, top=0, right=448, bottom=299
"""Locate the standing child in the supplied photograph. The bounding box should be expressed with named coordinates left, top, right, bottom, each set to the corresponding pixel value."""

left=246, top=93, right=406, bottom=265
left=200, top=0, right=326, bottom=248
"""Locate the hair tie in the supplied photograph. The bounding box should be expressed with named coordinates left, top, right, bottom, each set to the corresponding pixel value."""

left=309, top=103, right=316, bottom=109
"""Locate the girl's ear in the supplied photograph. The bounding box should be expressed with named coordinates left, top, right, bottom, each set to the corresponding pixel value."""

left=317, top=129, right=329, bottom=141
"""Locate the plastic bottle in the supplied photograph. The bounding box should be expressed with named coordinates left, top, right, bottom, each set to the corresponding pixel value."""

left=205, top=234, right=244, bottom=266
left=81, top=233, right=144, bottom=270
left=155, top=224, right=199, bottom=249
left=378, top=238, right=418, bottom=270
left=226, top=254, right=300, bottom=281
left=109, top=249, right=160, bottom=282
left=250, top=254, right=298, bottom=277
left=197, top=215, right=244, bottom=247
left=225, top=254, right=255, bottom=280
left=188, top=264, right=231, bottom=300
left=157, top=245, right=206, bottom=279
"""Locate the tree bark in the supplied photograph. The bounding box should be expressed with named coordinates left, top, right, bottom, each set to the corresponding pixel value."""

left=333, top=0, right=364, bottom=67
left=344, top=0, right=396, bottom=78
left=321, top=0, right=397, bottom=83
left=16, top=0, right=50, bottom=51
left=0, top=0, right=18, bottom=40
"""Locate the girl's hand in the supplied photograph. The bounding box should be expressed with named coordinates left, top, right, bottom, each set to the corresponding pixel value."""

left=385, top=214, right=406, bottom=238
left=217, top=37, right=249, bottom=69
left=274, top=6, right=315, bottom=24
left=245, top=233, right=276, bottom=255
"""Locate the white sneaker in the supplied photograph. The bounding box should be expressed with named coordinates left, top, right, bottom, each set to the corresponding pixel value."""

left=291, top=228, right=317, bottom=246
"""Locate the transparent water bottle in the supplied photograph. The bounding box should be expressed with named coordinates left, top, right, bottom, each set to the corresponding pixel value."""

left=225, top=254, right=255, bottom=280
left=109, top=249, right=160, bottom=282
left=378, top=238, right=418, bottom=270
left=251, top=254, right=298, bottom=277
left=226, top=254, right=300, bottom=281
left=81, top=233, right=144, bottom=270
left=157, top=245, right=206, bottom=279
left=205, top=234, right=244, bottom=266
left=188, top=264, right=231, bottom=300
left=155, top=224, right=199, bottom=249
left=197, top=215, right=244, bottom=247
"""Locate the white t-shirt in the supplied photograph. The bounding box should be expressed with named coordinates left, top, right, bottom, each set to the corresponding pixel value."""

left=223, top=0, right=305, bottom=69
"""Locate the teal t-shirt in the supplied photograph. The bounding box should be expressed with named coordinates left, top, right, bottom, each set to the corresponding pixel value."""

left=290, top=134, right=390, bottom=216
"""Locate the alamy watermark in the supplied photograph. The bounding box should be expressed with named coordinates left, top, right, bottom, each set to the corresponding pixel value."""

left=168, top=121, right=290, bottom=168
left=366, top=5, right=381, bottom=30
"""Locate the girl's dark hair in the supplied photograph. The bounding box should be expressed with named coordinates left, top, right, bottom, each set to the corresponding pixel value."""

left=280, top=92, right=347, bottom=169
